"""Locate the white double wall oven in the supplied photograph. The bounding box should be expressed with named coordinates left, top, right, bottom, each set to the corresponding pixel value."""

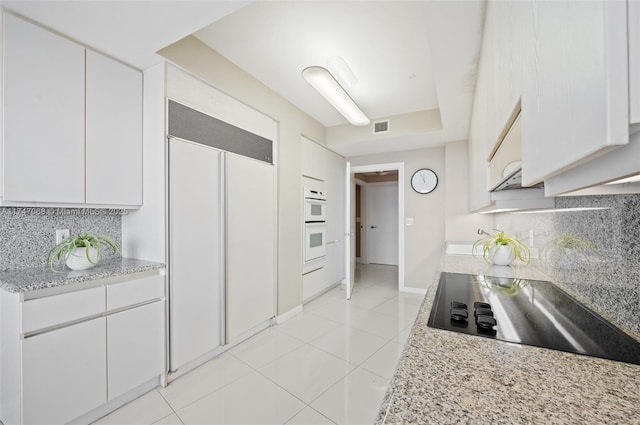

left=303, top=187, right=327, bottom=265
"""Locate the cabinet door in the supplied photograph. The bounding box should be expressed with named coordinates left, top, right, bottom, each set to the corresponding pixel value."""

left=3, top=13, right=85, bottom=203
left=169, top=139, right=223, bottom=370
left=521, top=0, right=629, bottom=186
left=226, top=153, right=275, bottom=340
left=86, top=50, right=143, bottom=206
left=107, top=301, right=165, bottom=400
left=22, top=318, right=107, bottom=425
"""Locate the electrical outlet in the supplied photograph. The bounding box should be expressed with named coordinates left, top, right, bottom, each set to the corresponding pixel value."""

left=55, top=229, right=70, bottom=244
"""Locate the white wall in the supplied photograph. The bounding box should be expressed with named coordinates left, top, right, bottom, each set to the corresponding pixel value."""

left=348, top=142, right=493, bottom=289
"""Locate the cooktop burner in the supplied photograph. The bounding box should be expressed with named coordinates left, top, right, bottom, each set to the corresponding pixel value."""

left=427, top=272, right=640, bottom=365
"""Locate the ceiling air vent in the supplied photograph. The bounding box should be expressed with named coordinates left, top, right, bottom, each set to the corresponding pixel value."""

left=373, top=120, right=389, bottom=134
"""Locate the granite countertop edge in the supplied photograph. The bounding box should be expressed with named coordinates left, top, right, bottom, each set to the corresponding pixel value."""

left=376, top=254, right=640, bottom=424
left=0, top=257, right=165, bottom=293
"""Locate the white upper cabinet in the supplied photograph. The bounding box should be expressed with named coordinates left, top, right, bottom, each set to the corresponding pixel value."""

left=3, top=13, right=85, bottom=203
left=492, top=0, right=534, bottom=129
left=85, top=50, right=142, bottom=206
left=2, top=13, right=143, bottom=207
left=521, top=0, right=629, bottom=186
left=469, top=0, right=637, bottom=201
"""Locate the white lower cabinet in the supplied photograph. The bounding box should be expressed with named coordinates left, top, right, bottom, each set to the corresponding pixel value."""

left=0, top=272, right=165, bottom=425
left=107, top=301, right=164, bottom=400
left=22, top=318, right=107, bottom=425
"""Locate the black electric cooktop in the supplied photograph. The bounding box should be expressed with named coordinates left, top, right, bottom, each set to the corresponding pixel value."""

left=427, top=272, right=640, bottom=365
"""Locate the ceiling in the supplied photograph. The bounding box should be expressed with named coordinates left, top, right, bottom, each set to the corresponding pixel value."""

left=196, top=1, right=439, bottom=128
left=0, top=0, right=486, bottom=157
left=0, top=0, right=250, bottom=69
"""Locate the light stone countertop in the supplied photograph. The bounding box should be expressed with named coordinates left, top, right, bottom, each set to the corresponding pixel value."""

left=377, top=254, right=640, bottom=424
left=0, top=257, right=164, bottom=293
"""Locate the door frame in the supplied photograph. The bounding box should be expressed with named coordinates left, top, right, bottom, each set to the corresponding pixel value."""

left=355, top=177, right=367, bottom=264
left=349, top=162, right=406, bottom=291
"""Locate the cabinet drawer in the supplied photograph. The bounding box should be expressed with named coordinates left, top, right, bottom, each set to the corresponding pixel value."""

left=22, top=286, right=105, bottom=333
left=107, top=275, right=164, bottom=311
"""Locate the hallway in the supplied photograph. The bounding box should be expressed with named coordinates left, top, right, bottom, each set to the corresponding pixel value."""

left=94, top=264, right=424, bottom=425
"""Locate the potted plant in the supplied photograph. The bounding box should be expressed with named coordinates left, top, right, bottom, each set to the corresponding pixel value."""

left=47, top=232, right=120, bottom=271
left=473, top=229, right=530, bottom=266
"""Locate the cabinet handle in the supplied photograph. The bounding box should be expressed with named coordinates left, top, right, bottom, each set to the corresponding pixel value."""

left=370, top=225, right=377, bottom=229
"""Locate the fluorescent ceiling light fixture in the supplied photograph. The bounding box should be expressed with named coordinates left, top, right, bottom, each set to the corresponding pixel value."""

left=327, top=56, right=358, bottom=88
left=302, top=66, right=370, bottom=126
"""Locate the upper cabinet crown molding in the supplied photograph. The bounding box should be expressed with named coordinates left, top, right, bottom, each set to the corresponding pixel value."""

left=1, top=12, right=143, bottom=208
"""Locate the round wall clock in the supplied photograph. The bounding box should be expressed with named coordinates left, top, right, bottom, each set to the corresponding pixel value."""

left=411, top=168, right=438, bottom=194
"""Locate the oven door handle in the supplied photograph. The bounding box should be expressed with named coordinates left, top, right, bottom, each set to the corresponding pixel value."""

left=305, top=221, right=327, bottom=226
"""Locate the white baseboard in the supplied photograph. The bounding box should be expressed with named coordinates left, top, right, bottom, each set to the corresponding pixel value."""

left=276, top=305, right=303, bottom=324
left=399, top=285, right=427, bottom=295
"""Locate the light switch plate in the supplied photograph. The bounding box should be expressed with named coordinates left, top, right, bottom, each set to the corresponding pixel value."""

left=405, top=218, right=414, bottom=226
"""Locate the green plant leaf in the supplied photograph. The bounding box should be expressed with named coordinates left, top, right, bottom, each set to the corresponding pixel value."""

left=47, top=231, right=121, bottom=272
left=473, top=230, right=530, bottom=265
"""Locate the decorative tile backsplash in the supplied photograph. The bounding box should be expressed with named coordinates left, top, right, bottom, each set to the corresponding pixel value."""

left=0, top=207, right=123, bottom=270
left=496, top=194, right=640, bottom=337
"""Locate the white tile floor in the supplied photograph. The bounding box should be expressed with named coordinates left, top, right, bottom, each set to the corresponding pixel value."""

left=94, top=264, right=424, bottom=425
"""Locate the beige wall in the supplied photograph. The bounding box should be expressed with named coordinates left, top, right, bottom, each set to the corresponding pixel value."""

left=349, top=142, right=493, bottom=289
left=348, top=147, right=446, bottom=289
left=444, top=140, right=494, bottom=242
left=326, top=109, right=442, bottom=153
left=159, top=36, right=325, bottom=316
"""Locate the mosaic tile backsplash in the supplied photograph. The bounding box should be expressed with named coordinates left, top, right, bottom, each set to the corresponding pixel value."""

left=0, top=207, right=123, bottom=270
left=495, top=194, right=640, bottom=338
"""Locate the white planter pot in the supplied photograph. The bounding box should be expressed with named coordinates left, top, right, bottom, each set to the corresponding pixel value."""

left=65, top=247, right=99, bottom=271
left=488, top=245, right=515, bottom=266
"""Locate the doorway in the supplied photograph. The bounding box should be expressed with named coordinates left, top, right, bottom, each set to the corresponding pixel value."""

left=346, top=163, right=405, bottom=297
left=355, top=173, right=399, bottom=266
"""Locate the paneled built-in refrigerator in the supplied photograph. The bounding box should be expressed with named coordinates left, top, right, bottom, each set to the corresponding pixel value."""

left=167, top=99, right=276, bottom=376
